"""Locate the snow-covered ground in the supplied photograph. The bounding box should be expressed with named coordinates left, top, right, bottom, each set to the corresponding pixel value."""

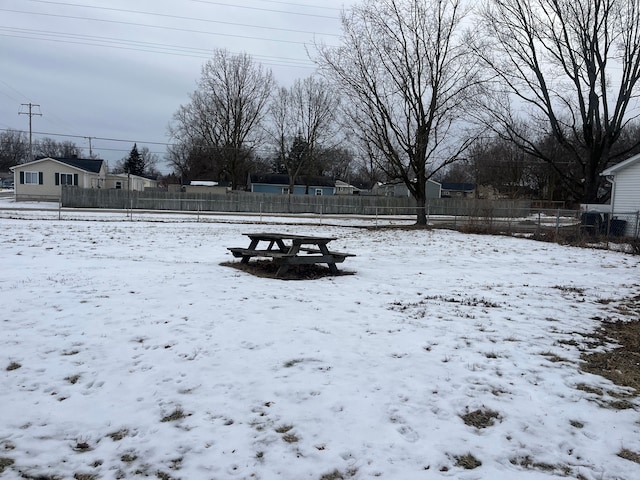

left=1, top=207, right=639, bottom=479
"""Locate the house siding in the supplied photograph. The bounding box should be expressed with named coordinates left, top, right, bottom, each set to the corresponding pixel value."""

left=603, top=155, right=640, bottom=237
left=612, top=161, right=640, bottom=212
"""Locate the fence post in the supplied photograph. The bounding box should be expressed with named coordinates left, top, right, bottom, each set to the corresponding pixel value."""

left=555, top=208, right=560, bottom=238
left=259, top=202, right=263, bottom=223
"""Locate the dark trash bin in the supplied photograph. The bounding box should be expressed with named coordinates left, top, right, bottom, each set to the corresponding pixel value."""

left=580, top=212, right=603, bottom=235
left=609, top=218, right=627, bottom=236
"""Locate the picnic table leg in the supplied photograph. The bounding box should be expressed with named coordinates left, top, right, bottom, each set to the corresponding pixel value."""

left=275, top=241, right=302, bottom=276
left=242, top=238, right=260, bottom=263
left=318, top=243, right=339, bottom=274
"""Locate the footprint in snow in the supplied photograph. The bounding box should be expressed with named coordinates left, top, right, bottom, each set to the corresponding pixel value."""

left=397, top=424, right=419, bottom=442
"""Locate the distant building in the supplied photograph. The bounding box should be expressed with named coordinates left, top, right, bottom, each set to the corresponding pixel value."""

left=440, top=182, right=476, bottom=198
left=335, top=180, right=361, bottom=195
left=247, top=173, right=335, bottom=195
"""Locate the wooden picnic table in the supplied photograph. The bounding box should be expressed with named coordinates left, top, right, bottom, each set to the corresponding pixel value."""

left=227, top=232, right=355, bottom=277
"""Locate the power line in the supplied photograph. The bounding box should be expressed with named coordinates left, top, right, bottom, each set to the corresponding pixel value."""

left=253, top=0, right=341, bottom=11
left=0, top=27, right=315, bottom=67
left=187, top=0, right=337, bottom=19
left=0, top=9, right=319, bottom=46
left=24, top=0, right=341, bottom=37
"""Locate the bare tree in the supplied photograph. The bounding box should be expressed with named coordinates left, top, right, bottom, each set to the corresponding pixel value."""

left=0, top=129, right=28, bottom=170
left=169, top=49, right=274, bottom=189
left=267, top=76, right=340, bottom=193
left=34, top=137, right=83, bottom=158
left=475, top=0, right=640, bottom=203
left=315, top=0, right=481, bottom=224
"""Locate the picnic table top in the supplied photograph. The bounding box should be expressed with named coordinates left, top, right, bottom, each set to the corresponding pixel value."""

left=243, top=232, right=337, bottom=242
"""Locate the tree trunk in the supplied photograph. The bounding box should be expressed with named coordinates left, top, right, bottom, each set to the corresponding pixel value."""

left=415, top=196, right=427, bottom=225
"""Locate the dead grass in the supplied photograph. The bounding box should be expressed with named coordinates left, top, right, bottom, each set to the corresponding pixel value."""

left=5, top=362, right=20, bottom=371
left=0, top=457, right=15, bottom=473
left=618, top=448, right=640, bottom=464
left=460, top=408, right=500, bottom=429
left=221, top=260, right=354, bottom=280
left=454, top=453, right=482, bottom=469
left=319, top=468, right=358, bottom=479
left=160, top=407, right=187, bottom=423
left=580, top=319, right=640, bottom=395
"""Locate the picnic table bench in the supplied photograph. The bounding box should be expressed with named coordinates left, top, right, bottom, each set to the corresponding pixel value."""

left=228, top=232, right=355, bottom=277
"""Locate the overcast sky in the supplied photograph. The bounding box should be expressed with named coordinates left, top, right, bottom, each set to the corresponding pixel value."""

left=1, top=0, right=355, bottom=172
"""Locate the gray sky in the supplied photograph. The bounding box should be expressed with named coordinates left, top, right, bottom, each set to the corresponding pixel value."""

left=1, top=0, right=354, bottom=172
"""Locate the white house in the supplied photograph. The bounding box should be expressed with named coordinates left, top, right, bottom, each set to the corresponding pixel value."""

left=105, top=173, right=157, bottom=191
left=10, top=157, right=107, bottom=201
left=602, top=153, right=640, bottom=237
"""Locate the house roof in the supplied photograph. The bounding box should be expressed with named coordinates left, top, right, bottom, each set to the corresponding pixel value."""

left=441, top=182, right=475, bottom=191
left=249, top=173, right=334, bottom=187
left=602, top=153, right=640, bottom=176
left=10, top=156, right=104, bottom=173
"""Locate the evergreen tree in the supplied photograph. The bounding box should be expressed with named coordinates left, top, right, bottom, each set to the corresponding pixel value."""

left=124, top=144, right=144, bottom=176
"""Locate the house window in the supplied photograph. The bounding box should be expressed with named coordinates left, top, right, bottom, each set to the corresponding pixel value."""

left=24, top=171, right=39, bottom=184
left=115, top=181, right=122, bottom=189
left=55, top=173, right=78, bottom=186
left=282, top=187, right=290, bottom=194
left=60, top=173, right=74, bottom=185
left=315, top=189, right=323, bottom=195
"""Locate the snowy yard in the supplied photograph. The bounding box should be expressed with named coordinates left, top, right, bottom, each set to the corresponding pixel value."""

left=1, top=212, right=640, bottom=479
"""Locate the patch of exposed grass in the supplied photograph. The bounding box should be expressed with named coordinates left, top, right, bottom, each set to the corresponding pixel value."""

left=580, top=319, right=640, bottom=395
left=510, top=455, right=572, bottom=475
left=73, top=473, right=98, bottom=480
left=161, top=407, right=187, bottom=423
left=553, top=285, right=585, bottom=295
left=121, top=453, right=138, bottom=463
left=275, top=424, right=293, bottom=434
left=221, top=260, right=354, bottom=280
left=65, top=374, right=81, bottom=384
left=540, top=351, right=571, bottom=363
left=282, top=433, right=299, bottom=443
left=618, top=448, right=640, bottom=464
left=6, top=362, right=21, bottom=371
left=461, top=408, right=500, bottom=429
left=454, top=453, right=482, bottom=469
left=0, top=457, right=15, bottom=473
left=107, top=428, right=130, bottom=441
left=319, top=468, right=358, bottom=480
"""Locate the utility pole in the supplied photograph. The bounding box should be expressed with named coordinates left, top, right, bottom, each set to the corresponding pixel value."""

left=84, top=136, right=93, bottom=157
left=19, top=103, right=42, bottom=162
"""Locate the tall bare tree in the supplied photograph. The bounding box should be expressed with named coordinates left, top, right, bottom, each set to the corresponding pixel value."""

left=315, top=0, right=481, bottom=224
left=34, top=137, right=82, bottom=159
left=475, top=0, right=640, bottom=203
left=0, top=129, right=28, bottom=170
left=268, top=76, right=340, bottom=193
left=169, top=49, right=274, bottom=189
